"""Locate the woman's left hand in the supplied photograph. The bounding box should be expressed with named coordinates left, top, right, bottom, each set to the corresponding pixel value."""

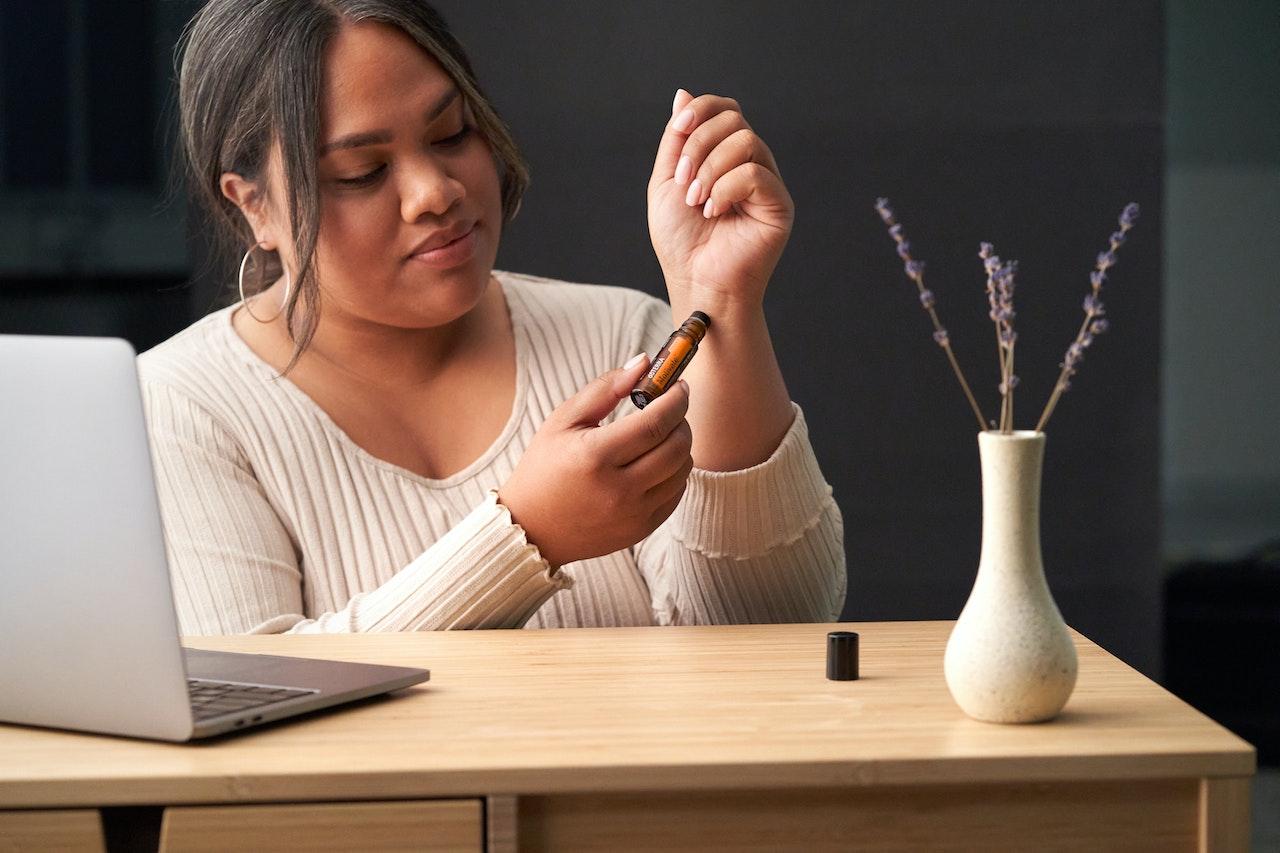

left=648, top=89, right=794, bottom=315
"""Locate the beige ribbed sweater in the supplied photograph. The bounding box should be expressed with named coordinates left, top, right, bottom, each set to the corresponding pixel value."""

left=137, top=270, right=846, bottom=635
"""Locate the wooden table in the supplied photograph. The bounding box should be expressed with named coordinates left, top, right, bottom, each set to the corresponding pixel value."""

left=0, top=622, right=1255, bottom=852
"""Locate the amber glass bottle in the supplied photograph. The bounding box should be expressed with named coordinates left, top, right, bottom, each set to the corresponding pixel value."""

left=630, top=311, right=710, bottom=409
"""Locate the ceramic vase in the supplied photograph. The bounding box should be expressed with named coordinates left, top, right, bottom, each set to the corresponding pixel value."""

left=943, top=430, right=1078, bottom=723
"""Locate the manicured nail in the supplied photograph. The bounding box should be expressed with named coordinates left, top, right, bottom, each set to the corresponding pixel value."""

left=675, top=155, right=692, bottom=185
left=685, top=178, right=702, bottom=206
left=672, top=108, right=695, bottom=133
left=703, top=198, right=715, bottom=218
left=624, top=352, right=646, bottom=369
left=672, top=89, right=685, bottom=116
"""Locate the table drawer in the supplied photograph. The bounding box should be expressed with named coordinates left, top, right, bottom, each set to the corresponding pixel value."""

left=0, top=809, right=107, bottom=852
left=158, top=799, right=482, bottom=853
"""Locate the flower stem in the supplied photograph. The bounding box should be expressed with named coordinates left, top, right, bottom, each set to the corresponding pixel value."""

left=994, top=321, right=1009, bottom=432
left=940, top=339, right=988, bottom=431
left=1036, top=312, right=1092, bottom=431
left=920, top=297, right=986, bottom=430
left=1003, top=342, right=1016, bottom=433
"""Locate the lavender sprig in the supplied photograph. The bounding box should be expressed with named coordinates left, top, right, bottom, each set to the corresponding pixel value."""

left=875, top=198, right=987, bottom=430
left=980, top=243, right=1020, bottom=433
left=1035, top=202, right=1140, bottom=431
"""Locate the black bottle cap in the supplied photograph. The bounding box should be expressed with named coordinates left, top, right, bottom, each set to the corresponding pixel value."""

left=826, top=631, right=859, bottom=681
left=690, top=310, right=710, bottom=327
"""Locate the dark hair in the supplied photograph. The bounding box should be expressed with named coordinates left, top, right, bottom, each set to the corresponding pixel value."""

left=172, top=0, right=529, bottom=373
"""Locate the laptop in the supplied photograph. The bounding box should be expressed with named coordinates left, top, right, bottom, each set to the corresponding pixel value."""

left=0, top=334, right=430, bottom=741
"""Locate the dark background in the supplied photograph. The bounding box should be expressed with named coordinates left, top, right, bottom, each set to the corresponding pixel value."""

left=2, top=1, right=1276, bottom=771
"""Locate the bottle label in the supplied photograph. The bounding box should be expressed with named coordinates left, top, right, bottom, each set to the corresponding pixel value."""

left=653, top=337, right=692, bottom=387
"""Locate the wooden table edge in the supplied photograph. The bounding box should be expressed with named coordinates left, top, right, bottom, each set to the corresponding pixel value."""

left=0, top=749, right=1256, bottom=810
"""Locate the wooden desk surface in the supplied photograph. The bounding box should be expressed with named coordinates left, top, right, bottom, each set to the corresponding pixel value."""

left=0, top=621, right=1254, bottom=809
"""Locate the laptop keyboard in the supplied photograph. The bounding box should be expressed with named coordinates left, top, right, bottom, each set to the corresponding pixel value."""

left=187, top=678, right=318, bottom=721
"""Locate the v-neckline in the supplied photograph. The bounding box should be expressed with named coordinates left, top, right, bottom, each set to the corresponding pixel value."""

left=219, top=271, right=529, bottom=489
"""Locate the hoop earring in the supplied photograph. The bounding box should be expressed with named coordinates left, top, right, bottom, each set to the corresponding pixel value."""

left=238, top=241, right=291, bottom=324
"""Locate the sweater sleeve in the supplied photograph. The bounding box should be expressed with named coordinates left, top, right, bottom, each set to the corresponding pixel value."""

left=624, top=296, right=847, bottom=625
left=140, top=380, right=570, bottom=635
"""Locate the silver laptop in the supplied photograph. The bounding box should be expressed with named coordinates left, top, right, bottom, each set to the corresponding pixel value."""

left=0, top=334, right=430, bottom=741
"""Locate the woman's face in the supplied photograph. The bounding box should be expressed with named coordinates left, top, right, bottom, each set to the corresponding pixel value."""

left=237, top=20, right=504, bottom=330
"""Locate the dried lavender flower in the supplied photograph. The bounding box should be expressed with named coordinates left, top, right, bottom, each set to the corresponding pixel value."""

left=933, top=328, right=950, bottom=346
left=1120, top=202, right=1140, bottom=228
left=978, top=242, right=994, bottom=259
left=897, top=241, right=912, bottom=260
left=905, top=259, right=925, bottom=281
left=875, top=197, right=893, bottom=224
left=919, top=289, right=936, bottom=309
left=1036, top=201, right=1140, bottom=432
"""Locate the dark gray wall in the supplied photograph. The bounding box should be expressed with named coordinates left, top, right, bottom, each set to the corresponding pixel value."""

left=430, top=0, right=1165, bottom=675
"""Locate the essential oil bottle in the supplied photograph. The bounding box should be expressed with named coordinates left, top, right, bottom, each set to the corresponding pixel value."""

left=630, top=311, right=710, bottom=409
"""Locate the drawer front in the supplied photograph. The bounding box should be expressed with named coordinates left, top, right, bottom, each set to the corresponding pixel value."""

left=159, top=799, right=482, bottom=853
left=0, top=809, right=107, bottom=852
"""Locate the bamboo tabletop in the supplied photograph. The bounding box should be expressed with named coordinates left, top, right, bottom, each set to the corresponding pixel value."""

left=0, top=621, right=1254, bottom=808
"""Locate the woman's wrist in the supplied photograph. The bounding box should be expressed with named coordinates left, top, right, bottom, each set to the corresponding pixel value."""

left=667, top=288, right=765, bottom=332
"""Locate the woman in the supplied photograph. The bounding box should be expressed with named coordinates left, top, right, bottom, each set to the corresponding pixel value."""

left=142, top=0, right=845, bottom=634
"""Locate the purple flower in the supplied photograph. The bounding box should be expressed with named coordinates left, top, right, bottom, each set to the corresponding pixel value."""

left=933, top=328, right=949, bottom=346
left=919, top=289, right=936, bottom=309
left=1120, top=202, right=1140, bottom=228
left=875, top=198, right=894, bottom=224
left=979, top=242, right=994, bottom=259
left=1090, top=318, right=1110, bottom=334
left=1000, top=328, right=1017, bottom=345
left=1096, top=250, right=1117, bottom=270
left=896, top=241, right=911, bottom=260
left=1090, top=270, right=1106, bottom=288
left=888, top=223, right=903, bottom=241
left=1110, top=230, right=1126, bottom=246
left=984, top=255, right=1002, bottom=274
left=905, top=259, right=925, bottom=280
left=995, top=267, right=1017, bottom=296
left=999, top=375, right=1020, bottom=394
left=1081, top=332, right=1094, bottom=348
left=1083, top=294, right=1105, bottom=316
left=1065, top=342, right=1085, bottom=368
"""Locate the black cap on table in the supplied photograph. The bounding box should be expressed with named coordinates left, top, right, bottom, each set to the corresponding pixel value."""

left=826, top=631, right=859, bottom=681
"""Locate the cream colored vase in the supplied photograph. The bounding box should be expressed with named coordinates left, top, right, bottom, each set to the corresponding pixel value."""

left=943, top=431, right=1078, bottom=723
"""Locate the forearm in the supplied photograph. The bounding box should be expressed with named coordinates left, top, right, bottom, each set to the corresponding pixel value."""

left=667, top=296, right=793, bottom=472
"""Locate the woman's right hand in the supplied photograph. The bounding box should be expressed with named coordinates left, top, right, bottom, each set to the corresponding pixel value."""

left=497, top=354, right=694, bottom=570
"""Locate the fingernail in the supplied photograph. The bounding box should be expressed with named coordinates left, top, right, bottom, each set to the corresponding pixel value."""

left=685, top=178, right=702, bottom=206
left=703, top=198, right=715, bottom=218
left=624, top=352, right=646, bottom=369
left=672, top=89, right=684, bottom=115
left=675, top=155, right=692, bottom=185
left=678, top=379, right=690, bottom=394
left=672, top=108, right=695, bottom=133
